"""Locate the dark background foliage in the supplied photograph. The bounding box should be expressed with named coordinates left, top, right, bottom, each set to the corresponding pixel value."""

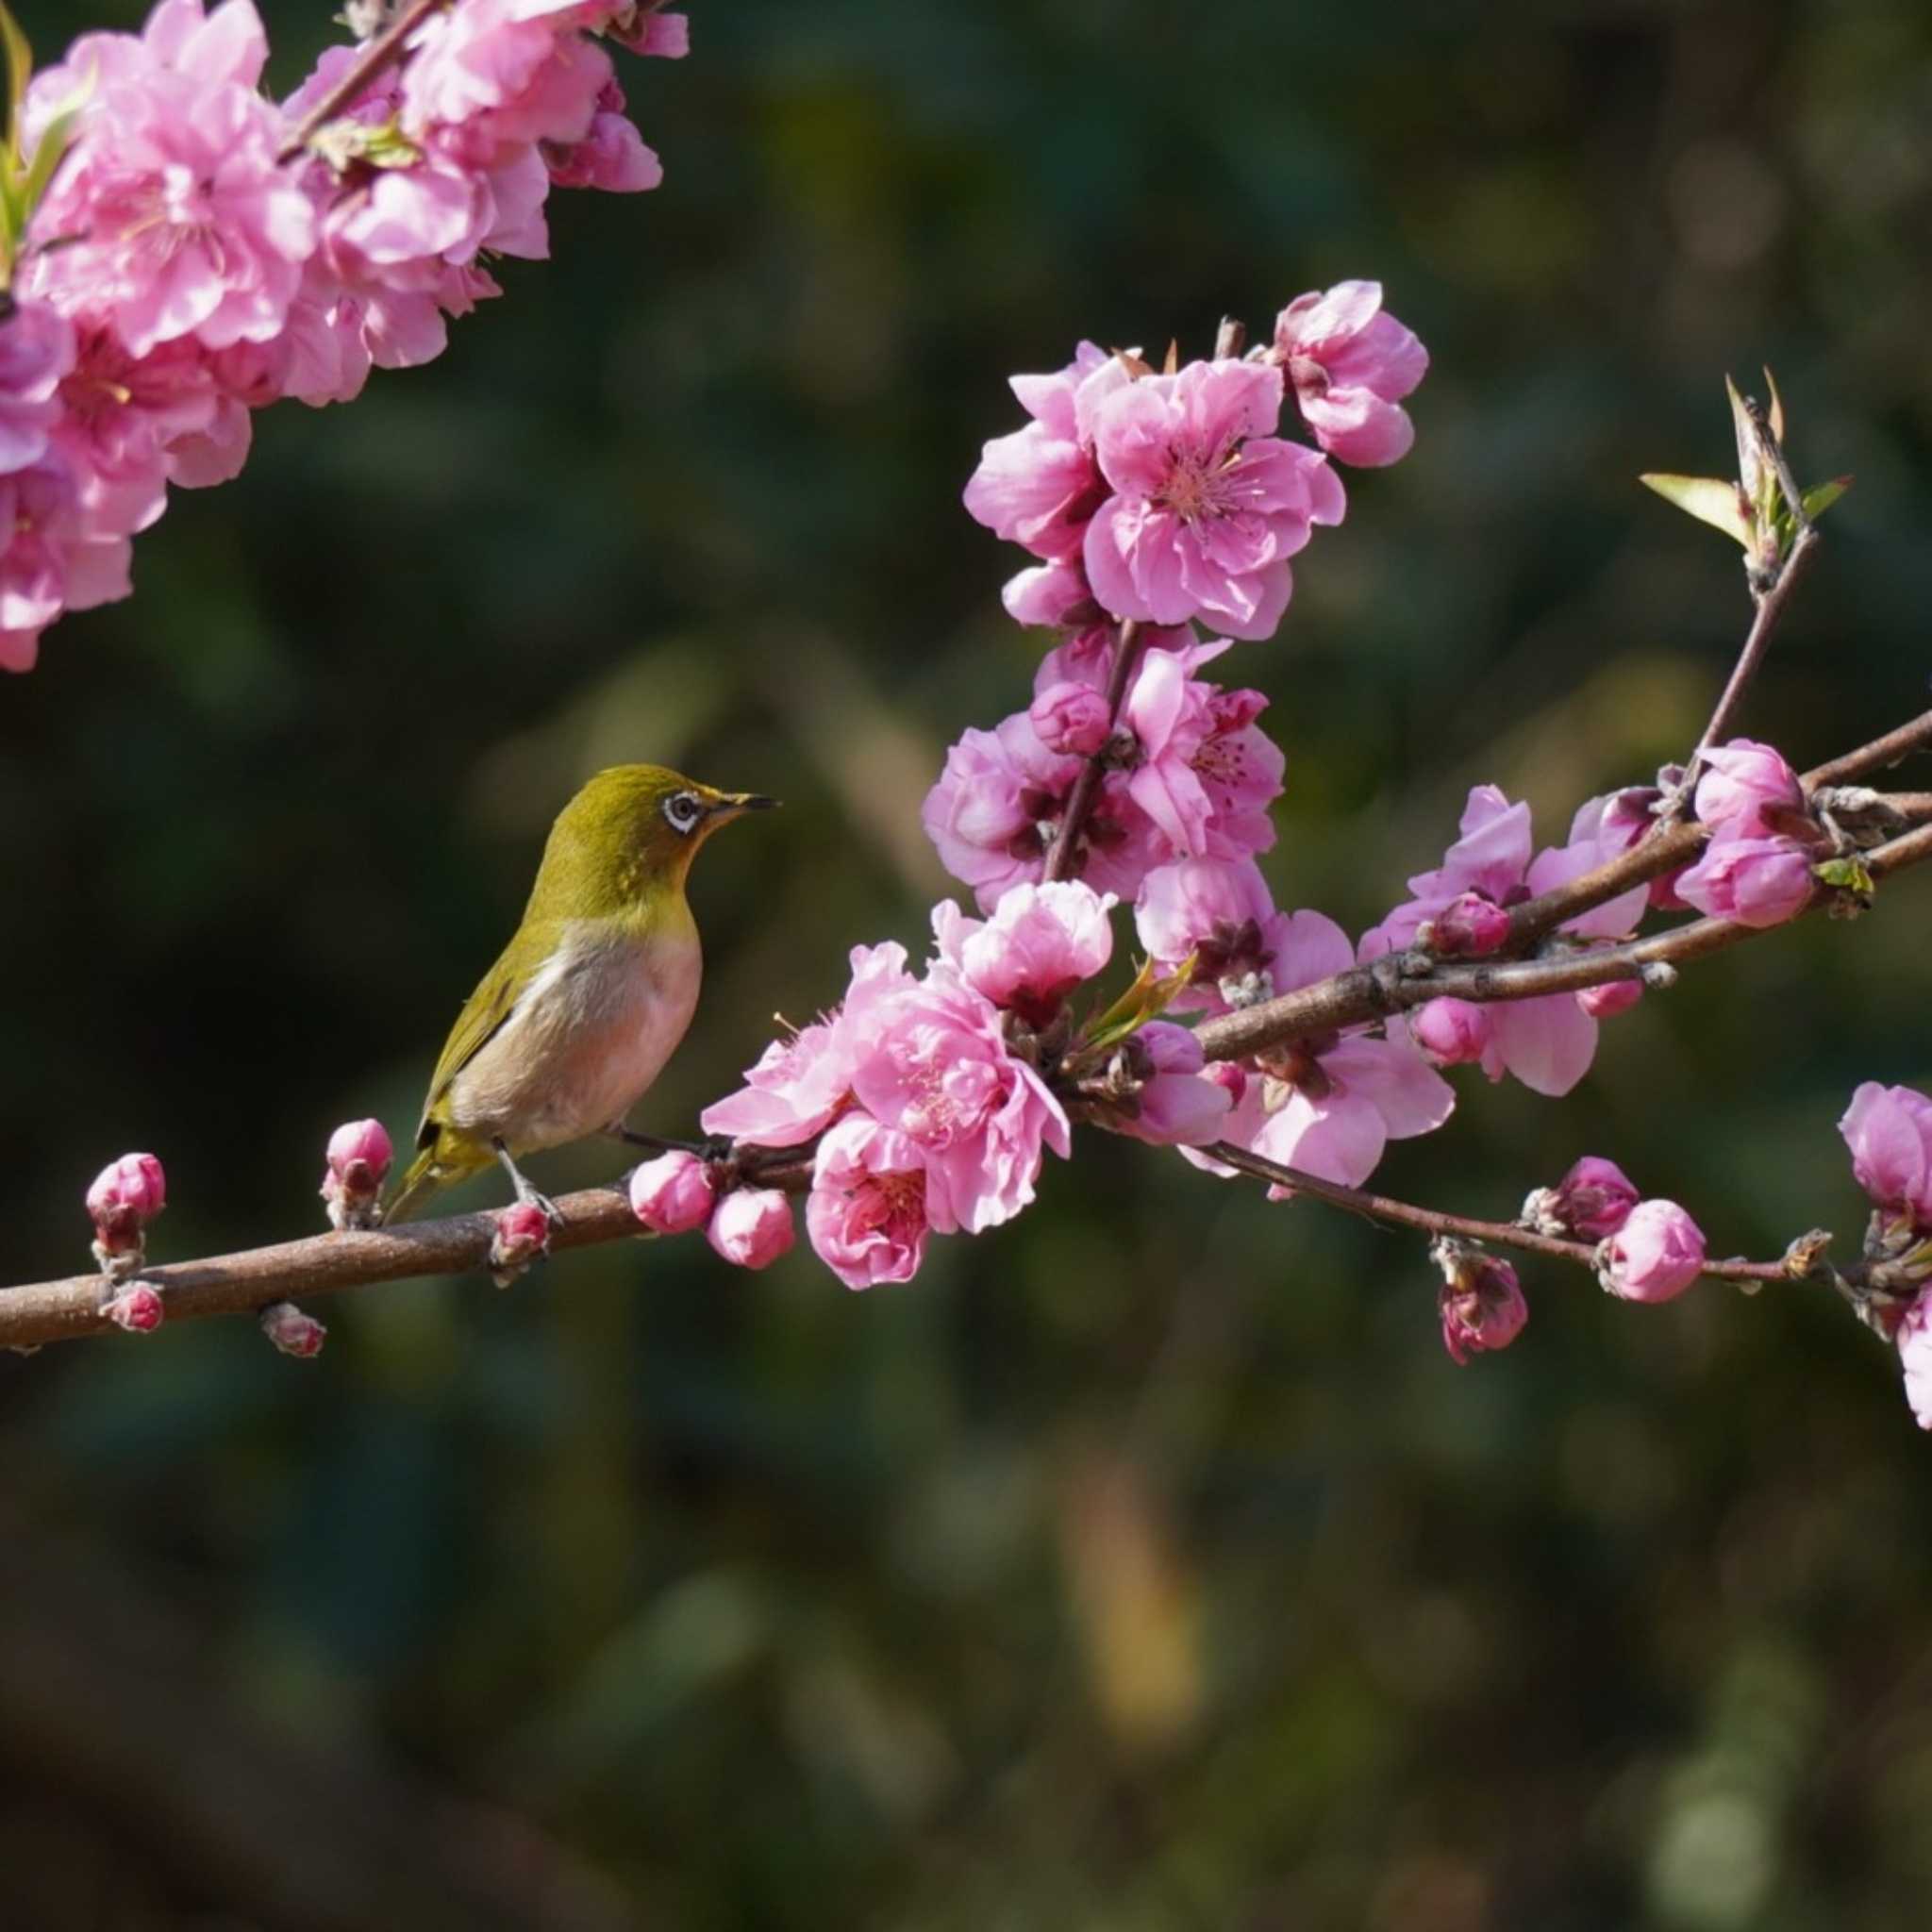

left=4, top=1, right=1931, bottom=1925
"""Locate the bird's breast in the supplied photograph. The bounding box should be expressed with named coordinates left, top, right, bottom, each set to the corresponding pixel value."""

left=447, top=919, right=703, bottom=1153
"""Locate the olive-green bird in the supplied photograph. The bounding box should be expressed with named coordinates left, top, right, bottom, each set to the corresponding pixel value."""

left=385, top=765, right=776, bottom=1223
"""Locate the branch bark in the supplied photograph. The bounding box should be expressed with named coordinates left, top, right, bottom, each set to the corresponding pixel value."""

left=1044, top=619, right=1141, bottom=883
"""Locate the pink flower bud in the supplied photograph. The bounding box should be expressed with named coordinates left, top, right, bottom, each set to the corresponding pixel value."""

left=1897, top=1288, right=1932, bottom=1431
left=489, top=1201, right=554, bottom=1286
left=1423, top=891, right=1511, bottom=958
left=1433, top=1241, right=1527, bottom=1364
left=1694, top=739, right=1805, bottom=838
left=321, top=1118, right=393, bottom=1231
left=1411, top=997, right=1491, bottom=1066
left=1675, top=835, right=1814, bottom=928
left=1108, top=1022, right=1236, bottom=1147
left=707, top=1188, right=796, bottom=1270
left=629, top=1151, right=719, bottom=1235
left=259, top=1302, right=327, bottom=1358
left=87, top=1153, right=167, bottom=1254
left=1598, top=1199, right=1706, bottom=1303
left=1003, top=559, right=1098, bottom=628
left=1575, top=979, right=1642, bottom=1021
left=1029, top=679, right=1113, bottom=758
left=1839, top=1082, right=1932, bottom=1227
left=1542, top=1156, right=1641, bottom=1240
left=102, top=1283, right=165, bottom=1334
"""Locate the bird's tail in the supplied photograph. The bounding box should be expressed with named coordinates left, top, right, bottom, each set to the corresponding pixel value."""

left=384, top=1136, right=485, bottom=1224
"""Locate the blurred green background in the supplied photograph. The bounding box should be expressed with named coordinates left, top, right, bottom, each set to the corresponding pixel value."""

left=5, top=1, right=1932, bottom=1926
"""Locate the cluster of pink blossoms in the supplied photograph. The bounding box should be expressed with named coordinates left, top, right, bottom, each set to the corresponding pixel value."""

left=0, top=0, right=684, bottom=672
left=678, top=889, right=1233, bottom=1290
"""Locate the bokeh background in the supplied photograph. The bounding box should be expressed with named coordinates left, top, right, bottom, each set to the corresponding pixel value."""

left=5, top=1, right=1932, bottom=1926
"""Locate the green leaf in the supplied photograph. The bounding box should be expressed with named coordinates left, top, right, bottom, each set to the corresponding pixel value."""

left=1639, top=473, right=1752, bottom=548
left=0, top=5, right=29, bottom=170
left=1801, top=475, right=1852, bottom=521
left=1762, top=364, right=1786, bottom=446
left=1080, top=952, right=1196, bottom=1055
left=1813, top=856, right=1874, bottom=904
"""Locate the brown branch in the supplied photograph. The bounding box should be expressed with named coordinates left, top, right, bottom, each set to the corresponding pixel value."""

left=276, top=0, right=451, bottom=163
left=1043, top=618, right=1141, bottom=883
left=1686, top=524, right=1820, bottom=775
left=1196, top=733, right=1932, bottom=1065
left=1805, top=708, right=1932, bottom=791
left=1205, top=1141, right=1799, bottom=1287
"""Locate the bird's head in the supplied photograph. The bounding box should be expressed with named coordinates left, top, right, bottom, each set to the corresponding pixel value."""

left=529, top=765, right=777, bottom=919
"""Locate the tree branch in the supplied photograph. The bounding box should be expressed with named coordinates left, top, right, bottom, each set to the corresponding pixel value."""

left=1043, top=619, right=1141, bottom=883
left=275, top=0, right=451, bottom=163
left=1204, top=1141, right=1802, bottom=1288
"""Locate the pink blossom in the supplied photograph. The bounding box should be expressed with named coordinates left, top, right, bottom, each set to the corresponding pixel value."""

left=1102, top=1022, right=1235, bottom=1148
left=1134, top=858, right=1291, bottom=1015
left=1410, top=997, right=1491, bottom=1067
left=629, top=1150, right=719, bottom=1234
left=1534, top=1156, right=1640, bottom=1241
left=849, top=968, right=1070, bottom=1233
left=0, top=301, right=76, bottom=475
left=608, top=7, right=691, bottom=58
left=1361, top=786, right=1605, bottom=1097
left=103, top=1283, right=167, bottom=1333
left=921, top=713, right=1161, bottom=909
left=931, top=881, right=1115, bottom=1025
left=1119, top=639, right=1284, bottom=861
left=545, top=80, right=663, bottom=192
left=1694, top=739, right=1805, bottom=838
left=1030, top=680, right=1112, bottom=757
left=1436, top=1248, right=1527, bottom=1364
left=707, top=1187, right=796, bottom=1270
left=1522, top=791, right=1655, bottom=942
left=26, top=2, right=317, bottom=358
left=1897, top=1289, right=1932, bottom=1431
left=259, top=1301, right=327, bottom=1358
left=1839, top=1083, right=1932, bottom=1227
left=1675, top=834, right=1815, bottom=928
left=400, top=0, right=592, bottom=138
left=806, top=1116, right=931, bottom=1290
left=1576, top=979, right=1642, bottom=1020
left=702, top=941, right=915, bottom=1147
left=1198, top=911, right=1454, bottom=1188
left=1598, top=1199, right=1706, bottom=1303
left=963, top=340, right=1113, bottom=562
left=1274, top=281, right=1427, bottom=468
left=1083, top=358, right=1344, bottom=639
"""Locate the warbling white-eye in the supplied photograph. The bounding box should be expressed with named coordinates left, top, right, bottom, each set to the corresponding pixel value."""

left=386, top=765, right=776, bottom=1222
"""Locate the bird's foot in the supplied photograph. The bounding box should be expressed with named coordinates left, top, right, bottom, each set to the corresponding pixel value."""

left=491, top=1140, right=565, bottom=1231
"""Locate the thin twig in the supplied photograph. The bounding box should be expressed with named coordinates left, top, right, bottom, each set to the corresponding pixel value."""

left=275, top=0, right=450, bottom=162
left=1204, top=1141, right=1796, bottom=1286
left=1684, top=525, right=1821, bottom=779
left=1043, top=618, right=1141, bottom=883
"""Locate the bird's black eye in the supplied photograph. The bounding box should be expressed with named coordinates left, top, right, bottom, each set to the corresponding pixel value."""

left=663, top=791, right=703, bottom=835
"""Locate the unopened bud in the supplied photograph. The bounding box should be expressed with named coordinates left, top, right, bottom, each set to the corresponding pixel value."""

left=1420, top=891, right=1511, bottom=958
left=1529, top=1156, right=1641, bottom=1241
left=1029, top=680, right=1113, bottom=758
left=259, top=1301, right=327, bottom=1358
left=707, top=1188, right=796, bottom=1270
left=1596, top=1199, right=1706, bottom=1303
left=1411, top=997, right=1491, bottom=1067
left=87, top=1152, right=167, bottom=1277
left=102, top=1283, right=165, bottom=1334
left=629, top=1150, right=719, bottom=1235
left=1431, top=1237, right=1527, bottom=1365
left=490, top=1200, right=554, bottom=1287
left=321, top=1118, right=394, bottom=1231
left=1576, top=979, right=1641, bottom=1021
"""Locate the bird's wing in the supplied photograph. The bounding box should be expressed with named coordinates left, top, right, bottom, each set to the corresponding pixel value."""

left=415, top=924, right=556, bottom=1146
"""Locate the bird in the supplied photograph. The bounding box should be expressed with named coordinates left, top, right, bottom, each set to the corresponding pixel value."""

left=385, top=764, right=776, bottom=1223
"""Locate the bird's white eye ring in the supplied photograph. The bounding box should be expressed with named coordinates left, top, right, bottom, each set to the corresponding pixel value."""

left=663, top=791, right=703, bottom=835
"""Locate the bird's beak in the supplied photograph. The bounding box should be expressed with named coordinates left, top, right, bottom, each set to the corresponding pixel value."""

left=711, top=791, right=779, bottom=823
